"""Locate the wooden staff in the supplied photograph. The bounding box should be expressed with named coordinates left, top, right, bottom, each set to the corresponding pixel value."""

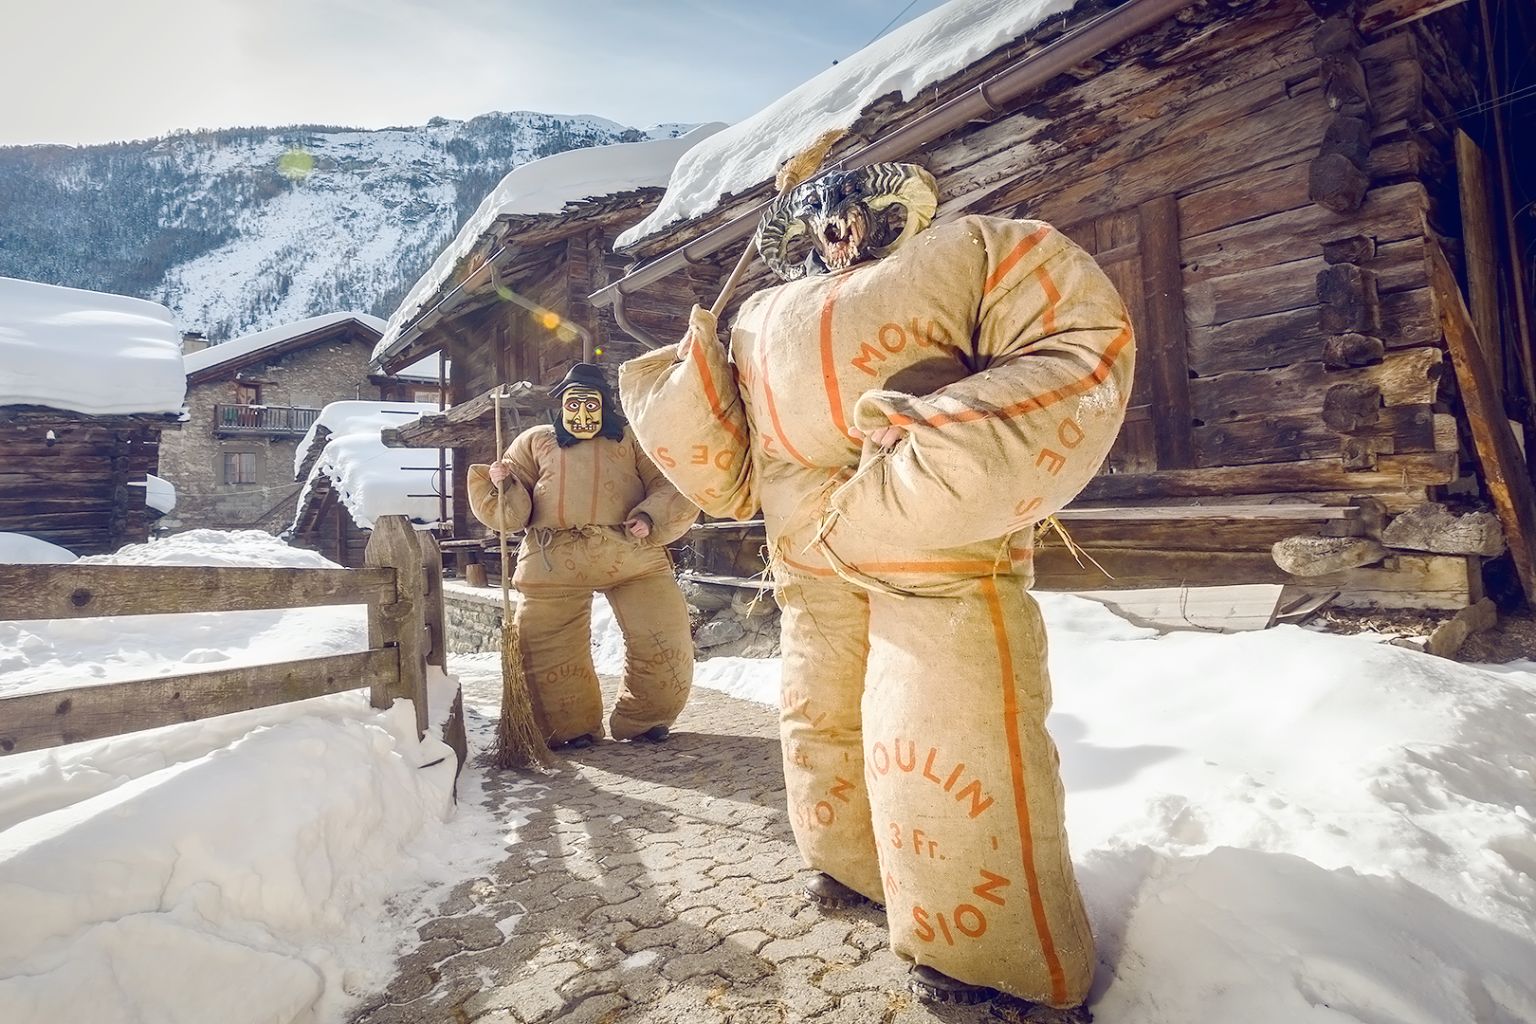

left=490, top=387, right=553, bottom=769
left=708, top=129, right=846, bottom=317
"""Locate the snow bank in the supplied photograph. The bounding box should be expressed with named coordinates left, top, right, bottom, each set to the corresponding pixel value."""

left=0, top=703, right=457, bottom=1024
left=0, top=276, right=186, bottom=416
left=0, top=529, right=500, bottom=1024
left=184, top=312, right=385, bottom=376
left=616, top=0, right=1076, bottom=249
left=675, top=592, right=1536, bottom=1022
left=0, top=533, right=78, bottom=565
left=290, top=402, right=449, bottom=531
left=374, top=123, right=726, bottom=363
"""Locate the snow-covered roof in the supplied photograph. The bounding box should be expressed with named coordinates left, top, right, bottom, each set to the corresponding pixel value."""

left=616, top=0, right=1076, bottom=249
left=373, top=123, right=727, bottom=364
left=292, top=400, right=433, bottom=479
left=0, top=276, right=186, bottom=416
left=184, top=312, right=386, bottom=377
left=291, top=401, right=449, bottom=531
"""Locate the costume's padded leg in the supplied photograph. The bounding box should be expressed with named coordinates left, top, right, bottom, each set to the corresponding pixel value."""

left=514, top=585, right=604, bottom=745
left=862, top=578, right=1093, bottom=1007
left=606, top=566, right=694, bottom=740
left=777, top=577, right=883, bottom=903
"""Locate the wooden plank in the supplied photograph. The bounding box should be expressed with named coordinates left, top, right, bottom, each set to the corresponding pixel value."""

left=1053, top=517, right=1327, bottom=553
left=932, top=3, right=1314, bottom=207
left=1193, top=403, right=1443, bottom=467
left=1070, top=585, right=1286, bottom=633
left=1184, top=239, right=1424, bottom=328
left=366, top=515, right=429, bottom=736
left=1454, top=130, right=1506, bottom=400
left=0, top=649, right=396, bottom=755
left=1079, top=452, right=1457, bottom=501
left=1036, top=547, right=1476, bottom=609
left=1189, top=347, right=1442, bottom=423
left=0, top=565, right=397, bottom=622
left=1427, top=242, right=1536, bottom=603
left=1180, top=181, right=1428, bottom=285
left=1474, top=0, right=1536, bottom=438
left=689, top=519, right=768, bottom=531
left=1139, top=195, right=1195, bottom=469
left=677, top=571, right=774, bottom=591
left=383, top=382, right=553, bottom=449
left=1361, top=0, right=1473, bottom=35
left=1057, top=504, right=1357, bottom=522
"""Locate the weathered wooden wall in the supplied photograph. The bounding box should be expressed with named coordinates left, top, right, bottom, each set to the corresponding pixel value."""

left=626, top=0, right=1515, bottom=607
left=0, top=413, right=166, bottom=555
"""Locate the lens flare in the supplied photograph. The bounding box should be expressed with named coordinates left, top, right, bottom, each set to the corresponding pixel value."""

left=277, top=148, right=315, bottom=182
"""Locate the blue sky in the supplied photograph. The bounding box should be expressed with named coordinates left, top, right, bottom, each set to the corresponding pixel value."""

left=1, top=0, right=948, bottom=146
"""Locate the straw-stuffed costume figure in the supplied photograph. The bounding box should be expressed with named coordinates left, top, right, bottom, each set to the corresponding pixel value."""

left=467, top=363, right=699, bottom=749
left=620, top=163, right=1134, bottom=1016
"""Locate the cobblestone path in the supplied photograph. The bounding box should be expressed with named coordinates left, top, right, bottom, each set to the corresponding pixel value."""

left=355, top=676, right=1045, bottom=1024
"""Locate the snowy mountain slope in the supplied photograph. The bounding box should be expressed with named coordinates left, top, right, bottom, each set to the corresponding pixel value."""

left=0, top=114, right=686, bottom=341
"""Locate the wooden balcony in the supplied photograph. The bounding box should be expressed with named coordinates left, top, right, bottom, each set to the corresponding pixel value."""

left=213, top=404, right=320, bottom=437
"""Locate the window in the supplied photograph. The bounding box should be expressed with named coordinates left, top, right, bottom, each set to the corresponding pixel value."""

left=235, top=383, right=262, bottom=405
left=412, top=387, right=440, bottom=404
left=224, top=452, right=258, bottom=485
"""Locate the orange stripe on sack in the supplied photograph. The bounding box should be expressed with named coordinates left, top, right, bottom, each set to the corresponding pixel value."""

left=980, top=575, right=1067, bottom=1004
left=886, top=325, right=1132, bottom=430
left=984, top=225, right=1053, bottom=294
left=688, top=334, right=750, bottom=448
left=588, top=446, right=601, bottom=524
left=755, top=290, right=816, bottom=469
left=852, top=559, right=1000, bottom=574
left=780, top=554, right=838, bottom=578
left=818, top=276, right=854, bottom=440
left=1034, top=265, right=1060, bottom=335
left=557, top=445, right=568, bottom=526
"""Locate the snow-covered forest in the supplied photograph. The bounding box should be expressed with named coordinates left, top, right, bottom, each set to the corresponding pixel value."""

left=0, top=114, right=685, bottom=341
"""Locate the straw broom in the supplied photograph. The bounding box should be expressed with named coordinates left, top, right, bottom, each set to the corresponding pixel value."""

left=490, top=387, right=553, bottom=769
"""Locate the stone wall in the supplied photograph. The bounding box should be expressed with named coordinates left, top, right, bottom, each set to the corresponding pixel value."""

left=159, top=335, right=382, bottom=532
left=444, top=582, right=508, bottom=656
left=442, top=577, right=781, bottom=661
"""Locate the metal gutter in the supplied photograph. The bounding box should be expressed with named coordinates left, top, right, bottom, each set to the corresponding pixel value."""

left=589, top=0, right=1203, bottom=325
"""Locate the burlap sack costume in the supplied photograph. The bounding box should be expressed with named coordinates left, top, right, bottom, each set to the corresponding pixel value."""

left=467, top=421, right=699, bottom=743
left=620, top=215, right=1133, bottom=1006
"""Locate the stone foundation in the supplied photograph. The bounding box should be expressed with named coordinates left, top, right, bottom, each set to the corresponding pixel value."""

left=443, top=581, right=508, bottom=656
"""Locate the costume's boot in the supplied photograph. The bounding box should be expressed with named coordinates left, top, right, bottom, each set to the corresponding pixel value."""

left=803, top=872, right=872, bottom=909
left=909, top=965, right=997, bottom=1006
left=633, top=725, right=670, bottom=742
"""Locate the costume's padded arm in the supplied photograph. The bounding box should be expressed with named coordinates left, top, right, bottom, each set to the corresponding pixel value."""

left=466, top=429, right=538, bottom=534
left=828, top=220, right=1135, bottom=549
left=629, top=441, right=701, bottom=545
left=618, top=305, right=759, bottom=521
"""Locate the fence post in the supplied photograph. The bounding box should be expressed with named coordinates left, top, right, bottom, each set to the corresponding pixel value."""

left=420, top=531, right=468, bottom=780
left=365, top=515, right=428, bottom=737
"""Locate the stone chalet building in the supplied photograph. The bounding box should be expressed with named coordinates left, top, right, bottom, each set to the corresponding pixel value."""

left=158, top=313, right=444, bottom=533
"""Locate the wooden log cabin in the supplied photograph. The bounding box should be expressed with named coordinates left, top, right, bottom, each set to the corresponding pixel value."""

left=588, top=0, right=1536, bottom=611
left=0, top=278, right=185, bottom=555
left=369, top=129, right=722, bottom=563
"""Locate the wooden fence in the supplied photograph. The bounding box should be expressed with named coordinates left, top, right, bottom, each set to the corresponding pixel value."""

left=0, top=516, right=463, bottom=761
